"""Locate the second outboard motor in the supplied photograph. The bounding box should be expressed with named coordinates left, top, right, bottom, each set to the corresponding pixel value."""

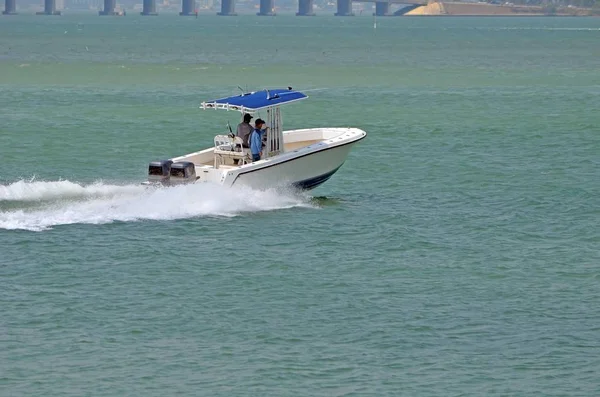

left=169, top=161, right=197, bottom=184
left=148, top=160, right=173, bottom=184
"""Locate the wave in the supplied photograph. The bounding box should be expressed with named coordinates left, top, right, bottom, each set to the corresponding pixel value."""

left=0, top=179, right=314, bottom=232
left=0, top=179, right=143, bottom=202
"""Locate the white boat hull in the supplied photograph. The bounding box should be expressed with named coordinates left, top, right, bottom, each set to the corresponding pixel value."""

left=229, top=141, right=354, bottom=190
left=158, top=127, right=366, bottom=191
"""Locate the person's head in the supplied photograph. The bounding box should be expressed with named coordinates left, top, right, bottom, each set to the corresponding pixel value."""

left=255, top=119, right=265, bottom=129
left=243, top=113, right=253, bottom=123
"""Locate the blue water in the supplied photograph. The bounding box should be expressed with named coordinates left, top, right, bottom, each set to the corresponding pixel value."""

left=1, top=15, right=599, bottom=396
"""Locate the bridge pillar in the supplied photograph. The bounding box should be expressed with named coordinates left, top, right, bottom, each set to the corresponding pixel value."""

left=257, top=0, right=275, bottom=15
left=141, top=0, right=157, bottom=15
left=180, top=0, right=196, bottom=15
left=374, top=1, right=391, bottom=16
left=2, top=0, right=17, bottom=14
left=36, top=0, right=61, bottom=14
left=335, top=0, right=353, bottom=16
left=99, top=0, right=116, bottom=15
left=217, top=0, right=236, bottom=15
left=296, top=0, right=315, bottom=15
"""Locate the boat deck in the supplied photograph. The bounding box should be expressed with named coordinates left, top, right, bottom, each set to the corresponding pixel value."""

left=197, top=139, right=323, bottom=168
left=284, top=139, right=321, bottom=151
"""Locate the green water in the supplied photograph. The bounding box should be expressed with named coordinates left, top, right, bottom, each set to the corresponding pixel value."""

left=1, top=14, right=600, bottom=396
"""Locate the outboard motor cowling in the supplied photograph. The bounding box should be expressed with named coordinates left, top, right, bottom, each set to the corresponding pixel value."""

left=148, top=160, right=173, bottom=183
left=169, top=161, right=197, bottom=184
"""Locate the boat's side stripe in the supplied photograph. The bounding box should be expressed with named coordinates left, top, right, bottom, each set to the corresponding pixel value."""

left=292, top=164, right=343, bottom=190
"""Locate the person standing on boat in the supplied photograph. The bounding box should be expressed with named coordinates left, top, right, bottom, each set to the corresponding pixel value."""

left=236, top=113, right=254, bottom=148
left=250, top=119, right=268, bottom=162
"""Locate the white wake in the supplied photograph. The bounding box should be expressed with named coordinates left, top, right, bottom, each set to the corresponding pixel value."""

left=0, top=179, right=314, bottom=231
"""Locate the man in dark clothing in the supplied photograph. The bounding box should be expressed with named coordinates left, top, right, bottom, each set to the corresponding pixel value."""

left=236, top=113, right=253, bottom=148
left=233, top=113, right=253, bottom=165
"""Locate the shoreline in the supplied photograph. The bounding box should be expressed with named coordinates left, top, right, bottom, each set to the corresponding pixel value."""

left=403, top=2, right=599, bottom=16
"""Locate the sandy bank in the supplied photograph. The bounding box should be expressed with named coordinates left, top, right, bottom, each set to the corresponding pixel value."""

left=404, top=2, right=595, bottom=16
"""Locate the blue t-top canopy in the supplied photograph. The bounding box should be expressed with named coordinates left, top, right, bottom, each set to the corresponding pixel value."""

left=201, top=88, right=308, bottom=112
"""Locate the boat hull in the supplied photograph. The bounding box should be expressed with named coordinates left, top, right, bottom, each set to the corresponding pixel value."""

left=228, top=142, right=355, bottom=190
left=151, top=127, right=366, bottom=191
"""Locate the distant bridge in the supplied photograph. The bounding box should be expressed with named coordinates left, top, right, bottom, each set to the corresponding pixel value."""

left=2, top=0, right=428, bottom=16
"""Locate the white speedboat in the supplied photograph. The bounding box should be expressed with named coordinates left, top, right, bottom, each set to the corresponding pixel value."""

left=146, top=88, right=366, bottom=190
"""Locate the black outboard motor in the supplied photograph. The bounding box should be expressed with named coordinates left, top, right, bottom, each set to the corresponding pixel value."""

left=169, top=161, right=197, bottom=184
left=148, top=160, right=173, bottom=184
